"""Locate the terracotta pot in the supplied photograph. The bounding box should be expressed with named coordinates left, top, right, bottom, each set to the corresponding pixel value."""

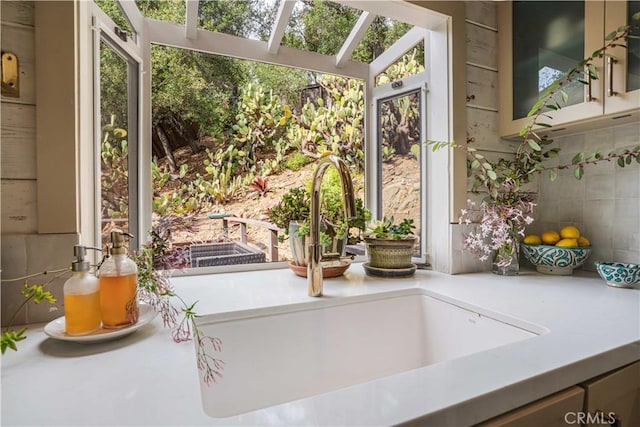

left=288, top=261, right=351, bottom=278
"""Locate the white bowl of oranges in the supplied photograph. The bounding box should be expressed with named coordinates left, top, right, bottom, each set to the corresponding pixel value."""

left=521, top=226, right=592, bottom=275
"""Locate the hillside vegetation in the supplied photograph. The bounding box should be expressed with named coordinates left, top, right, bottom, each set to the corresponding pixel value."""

left=97, top=0, right=424, bottom=257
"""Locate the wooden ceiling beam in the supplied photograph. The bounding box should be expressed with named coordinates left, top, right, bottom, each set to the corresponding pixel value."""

left=117, top=0, right=144, bottom=35
left=369, top=26, right=426, bottom=77
left=147, top=18, right=369, bottom=80
left=268, top=0, right=296, bottom=55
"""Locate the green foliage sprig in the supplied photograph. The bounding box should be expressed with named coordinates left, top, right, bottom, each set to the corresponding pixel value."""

left=268, top=187, right=311, bottom=234
left=101, top=115, right=129, bottom=219
left=1, top=269, right=67, bottom=354
left=429, top=16, right=640, bottom=200
left=365, top=217, right=416, bottom=240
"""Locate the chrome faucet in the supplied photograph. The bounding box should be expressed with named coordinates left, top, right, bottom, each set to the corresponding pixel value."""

left=307, top=155, right=356, bottom=297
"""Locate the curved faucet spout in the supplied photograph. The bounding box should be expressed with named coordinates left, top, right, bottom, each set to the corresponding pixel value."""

left=308, top=155, right=356, bottom=297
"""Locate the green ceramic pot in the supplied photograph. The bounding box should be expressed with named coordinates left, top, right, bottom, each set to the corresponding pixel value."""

left=365, top=237, right=416, bottom=269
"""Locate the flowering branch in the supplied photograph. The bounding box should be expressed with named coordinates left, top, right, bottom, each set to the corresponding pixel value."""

left=134, top=215, right=224, bottom=385
left=459, top=180, right=536, bottom=265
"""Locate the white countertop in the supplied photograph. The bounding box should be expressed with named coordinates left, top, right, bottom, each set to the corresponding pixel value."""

left=2, top=264, right=639, bottom=426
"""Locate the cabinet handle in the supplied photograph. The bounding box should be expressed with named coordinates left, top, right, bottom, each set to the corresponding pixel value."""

left=607, top=56, right=618, bottom=97
left=586, top=67, right=595, bottom=102
left=611, top=414, right=621, bottom=427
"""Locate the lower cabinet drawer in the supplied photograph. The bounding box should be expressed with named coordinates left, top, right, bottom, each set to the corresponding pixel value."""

left=580, top=361, right=640, bottom=427
left=477, top=386, right=584, bottom=427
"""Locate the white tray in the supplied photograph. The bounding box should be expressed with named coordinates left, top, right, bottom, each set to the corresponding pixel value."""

left=44, top=303, right=156, bottom=343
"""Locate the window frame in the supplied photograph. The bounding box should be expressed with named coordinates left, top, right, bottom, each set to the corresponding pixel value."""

left=81, top=1, right=454, bottom=273
left=372, top=73, right=429, bottom=264
left=87, top=4, right=144, bottom=252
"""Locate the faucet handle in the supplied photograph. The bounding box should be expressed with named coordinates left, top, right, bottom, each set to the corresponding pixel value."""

left=321, top=252, right=341, bottom=261
left=321, top=253, right=354, bottom=263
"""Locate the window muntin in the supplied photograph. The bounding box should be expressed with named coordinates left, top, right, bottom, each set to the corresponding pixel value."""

left=353, top=16, right=413, bottom=63
left=95, top=0, right=136, bottom=41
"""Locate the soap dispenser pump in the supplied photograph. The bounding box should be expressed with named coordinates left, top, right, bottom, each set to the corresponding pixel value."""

left=98, top=229, right=139, bottom=329
left=63, top=245, right=102, bottom=335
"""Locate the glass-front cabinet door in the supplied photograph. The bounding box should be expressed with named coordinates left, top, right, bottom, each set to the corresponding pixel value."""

left=498, top=1, right=605, bottom=137
left=512, top=1, right=585, bottom=119
left=604, top=0, right=640, bottom=114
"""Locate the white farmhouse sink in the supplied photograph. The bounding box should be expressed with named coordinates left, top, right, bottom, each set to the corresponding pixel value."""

left=195, top=288, right=546, bottom=418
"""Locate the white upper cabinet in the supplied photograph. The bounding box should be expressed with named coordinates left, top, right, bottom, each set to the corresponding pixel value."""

left=498, top=1, right=640, bottom=138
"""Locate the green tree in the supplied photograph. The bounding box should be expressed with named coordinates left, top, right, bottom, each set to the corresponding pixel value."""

left=353, top=17, right=414, bottom=64
left=197, top=0, right=273, bottom=37
left=248, top=62, right=311, bottom=110
left=280, top=1, right=416, bottom=65
left=283, top=1, right=358, bottom=55
left=134, top=0, right=269, bottom=168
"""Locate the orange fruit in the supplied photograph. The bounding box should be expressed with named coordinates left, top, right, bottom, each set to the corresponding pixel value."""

left=577, top=236, right=591, bottom=246
left=541, top=230, right=561, bottom=245
left=556, top=238, right=578, bottom=247
left=523, top=234, right=542, bottom=245
left=560, top=225, right=580, bottom=239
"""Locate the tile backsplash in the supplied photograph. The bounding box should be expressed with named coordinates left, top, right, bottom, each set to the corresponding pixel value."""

left=532, top=122, right=640, bottom=270
left=1, top=233, right=78, bottom=326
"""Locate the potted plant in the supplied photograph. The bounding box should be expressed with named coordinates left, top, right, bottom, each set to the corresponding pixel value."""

left=268, top=176, right=370, bottom=276
left=429, top=19, right=640, bottom=275
left=363, top=216, right=417, bottom=275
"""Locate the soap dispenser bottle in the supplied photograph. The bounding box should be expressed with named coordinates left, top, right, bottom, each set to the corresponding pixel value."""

left=63, top=245, right=102, bottom=335
left=98, top=229, right=139, bottom=328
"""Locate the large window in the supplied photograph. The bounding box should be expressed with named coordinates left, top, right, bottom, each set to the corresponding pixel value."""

left=86, top=0, right=452, bottom=272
